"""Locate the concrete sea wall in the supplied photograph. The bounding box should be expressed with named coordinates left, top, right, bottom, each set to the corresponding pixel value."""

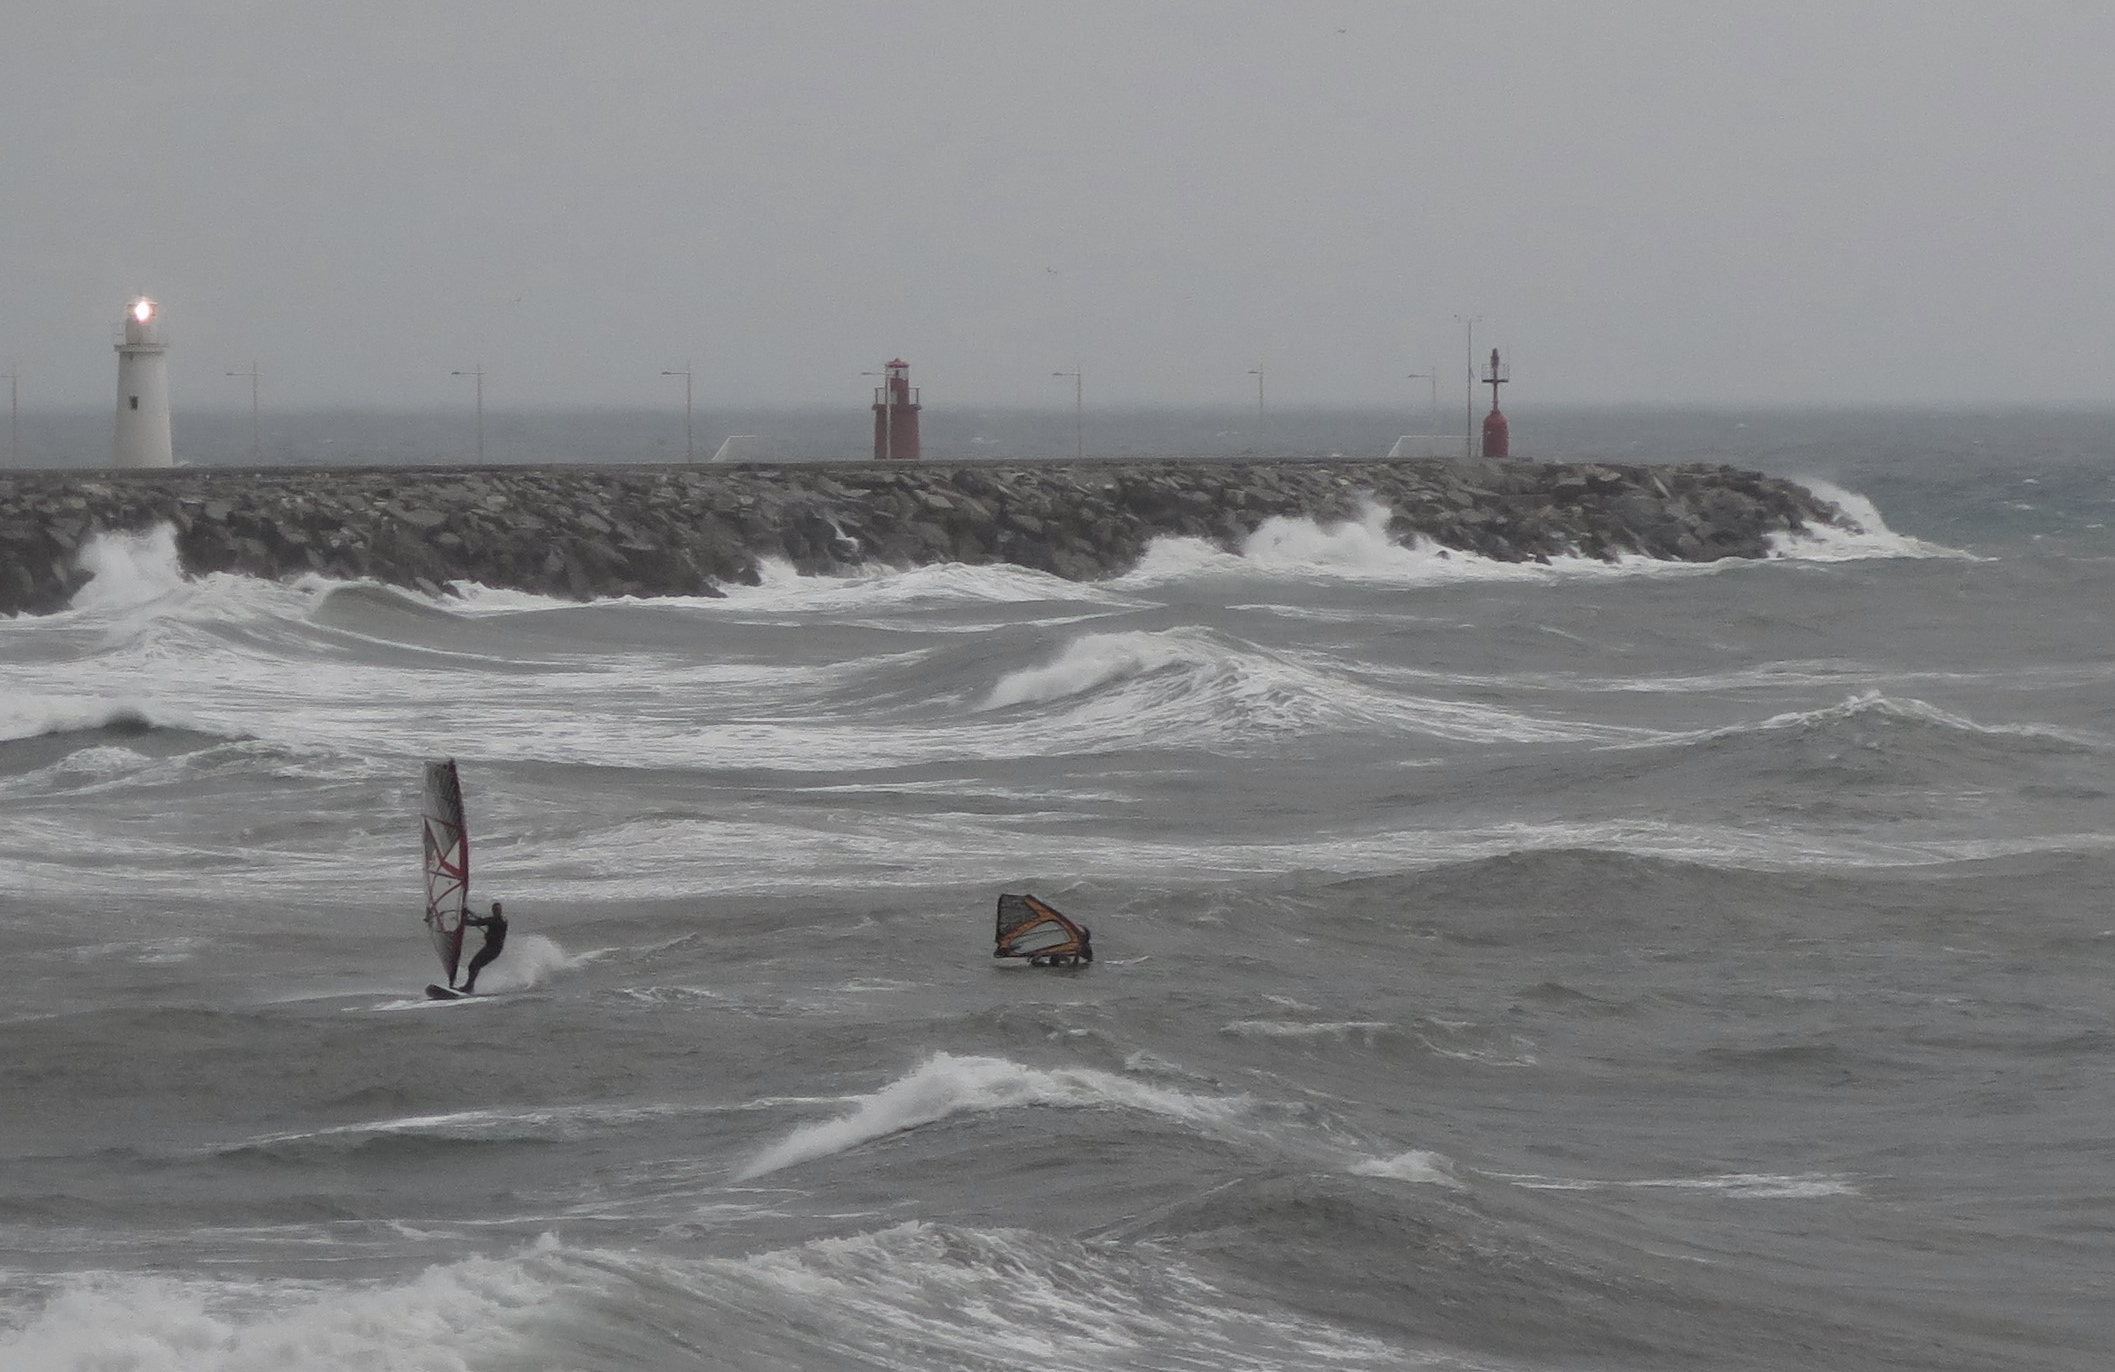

left=0, top=457, right=1849, bottom=615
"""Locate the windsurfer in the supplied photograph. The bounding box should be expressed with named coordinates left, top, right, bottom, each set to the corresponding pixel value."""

left=456, top=900, right=508, bottom=993
left=995, top=892, right=1093, bottom=968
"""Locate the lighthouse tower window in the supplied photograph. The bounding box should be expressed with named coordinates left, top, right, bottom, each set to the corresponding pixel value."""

left=129, top=396, right=139, bottom=410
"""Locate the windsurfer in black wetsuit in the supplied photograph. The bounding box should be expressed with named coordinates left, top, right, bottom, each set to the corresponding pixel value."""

left=456, top=900, right=507, bottom=993
left=1075, top=926, right=1092, bottom=965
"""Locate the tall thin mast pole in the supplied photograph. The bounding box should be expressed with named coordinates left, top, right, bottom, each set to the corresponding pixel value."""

left=5, top=366, right=16, bottom=465
left=452, top=366, right=485, bottom=463
left=1053, top=366, right=1083, bottom=460
left=226, top=364, right=261, bottom=461
left=1454, top=317, right=1480, bottom=459
left=662, top=366, right=694, bottom=461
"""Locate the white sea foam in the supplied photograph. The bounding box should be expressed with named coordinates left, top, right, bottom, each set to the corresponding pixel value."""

left=0, top=1249, right=548, bottom=1372
left=10, top=786, right=2113, bottom=907
left=1121, top=500, right=1713, bottom=588
left=1498, top=1170, right=1858, bottom=1199
left=56, top=523, right=352, bottom=631
left=472, top=932, right=576, bottom=993
left=1223, top=1019, right=1398, bottom=1041
left=727, top=557, right=1134, bottom=612
left=978, top=626, right=1646, bottom=748
left=1769, top=480, right=1972, bottom=561
left=375, top=801, right=2115, bottom=910
left=981, top=627, right=1241, bottom=709
left=0, top=695, right=198, bottom=746
left=731, top=1221, right=1418, bottom=1371
left=450, top=556, right=1131, bottom=619
left=440, top=581, right=595, bottom=613
left=739, top=1052, right=1249, bottom=1178
left=64, top=524, right=192, bottom=612
left=1235, top=503, right=1440, bottom=578
left=62, top=935, right=208, bottom=965
left=1349, top=1149, right=1465, bottom=1187
left=1676, top=688, right=2098, bottom=749
left=227, top=1099, right=691, bottom=1151
left=0, top=1229, right=1428, bottom=1372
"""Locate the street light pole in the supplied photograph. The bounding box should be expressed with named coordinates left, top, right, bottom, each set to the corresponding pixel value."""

left=4, top=366, right=16, bottom=465
left=451, top=365, right=485, bottom=464
left=1053, top=366, right=1082, bottom=460
left=661, top=365, right=694, bottom=462
left=860, top=369, right=893, bottom=461
left=226, top=362, right=260, bottom=462
left=1247, top=366, right=1265, bottom=422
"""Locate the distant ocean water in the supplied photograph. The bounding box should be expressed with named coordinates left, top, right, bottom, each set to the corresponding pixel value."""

left=4, top=408, right=2114, bottom=1370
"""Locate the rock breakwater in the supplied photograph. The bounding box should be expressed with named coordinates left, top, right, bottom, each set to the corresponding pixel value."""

left=0, top=457, right=1848, bottom=615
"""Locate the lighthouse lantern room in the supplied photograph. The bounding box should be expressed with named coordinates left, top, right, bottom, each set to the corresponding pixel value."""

left=871, top=358, right=921, bottom=461
left=114, top=296, right=174, bottom=468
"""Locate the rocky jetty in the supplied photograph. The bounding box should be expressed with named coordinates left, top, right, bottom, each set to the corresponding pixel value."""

left=0, top=457, right=1849, bottom=615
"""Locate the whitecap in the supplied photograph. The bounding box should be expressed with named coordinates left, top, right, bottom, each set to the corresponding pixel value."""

left=1349, top=1149, right=1465, bottom=1187
left=738, top=1052, right=1249, bottom=1178
left=1769, top=480, right=1974, bottom=561
left=1498, top=1170, right=1858, bottom=1199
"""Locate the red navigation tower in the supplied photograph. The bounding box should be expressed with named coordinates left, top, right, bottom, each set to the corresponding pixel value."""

left=871, top=358, right=922, bottom=461
left=1480, top=347, right=1510, bottom=459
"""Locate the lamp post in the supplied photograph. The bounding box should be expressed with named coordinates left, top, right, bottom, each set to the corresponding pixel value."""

left=859, top=368, right=893, bottom=461
left=4, top=365, right=15, bottom=465
left=1052, top=366, right=1083, bottom=460
left=1247, top=366, right=1265, bottom=422
left=451, top=365, right=485, bottom=464
left=1405, top=368, right=1438, bottom=434
left=661, top=365, right=694, bottom=462
left=1453, top=316, right=1480, bottom=459
left=226, top=362, right=260, bottom=462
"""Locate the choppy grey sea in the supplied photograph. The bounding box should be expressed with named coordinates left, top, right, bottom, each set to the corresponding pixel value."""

left=4, top=408, right=2114, bottom=1370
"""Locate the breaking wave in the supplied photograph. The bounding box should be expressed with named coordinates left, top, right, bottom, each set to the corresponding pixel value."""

left=1496, top=1171, right=1859, bottom=1199
left=740, top=1052, right=1249, bottom=1178
left=1770, top=481, right=1973, bottom=561
left=1122, top=502, right=1690, bottom=587
left=0, top=1252, right=550, bottom=1372
left=63, top=524, right=191, bottom=613
left=0, top=1226, right=1419, bottom=1372
left=1687, top=689, right=2095, bottom=751
left=978, top=627, right=1645, bottom=747
left=1348, top=1149, right=1465, bottom=1187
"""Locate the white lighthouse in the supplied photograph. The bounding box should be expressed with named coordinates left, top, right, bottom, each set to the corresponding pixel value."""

left=113, top=296, right=173, bottom=468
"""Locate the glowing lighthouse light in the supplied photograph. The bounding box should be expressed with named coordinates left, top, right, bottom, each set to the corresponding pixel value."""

left=113, top=296, right=174, bottom=468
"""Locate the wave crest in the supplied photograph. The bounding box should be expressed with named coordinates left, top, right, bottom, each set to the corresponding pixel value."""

left=739, top=1052, right=1247, bottom=1177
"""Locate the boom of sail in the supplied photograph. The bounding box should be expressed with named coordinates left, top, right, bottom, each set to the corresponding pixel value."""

left=994, top=893, right=1091, bottom=966
left=422, top=759, right=472, bottom=984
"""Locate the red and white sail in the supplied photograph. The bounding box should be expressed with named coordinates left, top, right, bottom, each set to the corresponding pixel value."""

left=422, top=759, right=472, bottom=983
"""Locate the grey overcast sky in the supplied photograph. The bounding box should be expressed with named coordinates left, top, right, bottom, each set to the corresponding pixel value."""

left=4, top=2, right=2111, bottom=410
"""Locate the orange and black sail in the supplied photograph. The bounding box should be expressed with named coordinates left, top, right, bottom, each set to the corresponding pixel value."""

left=994, top=893, right=1092, bottom=966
